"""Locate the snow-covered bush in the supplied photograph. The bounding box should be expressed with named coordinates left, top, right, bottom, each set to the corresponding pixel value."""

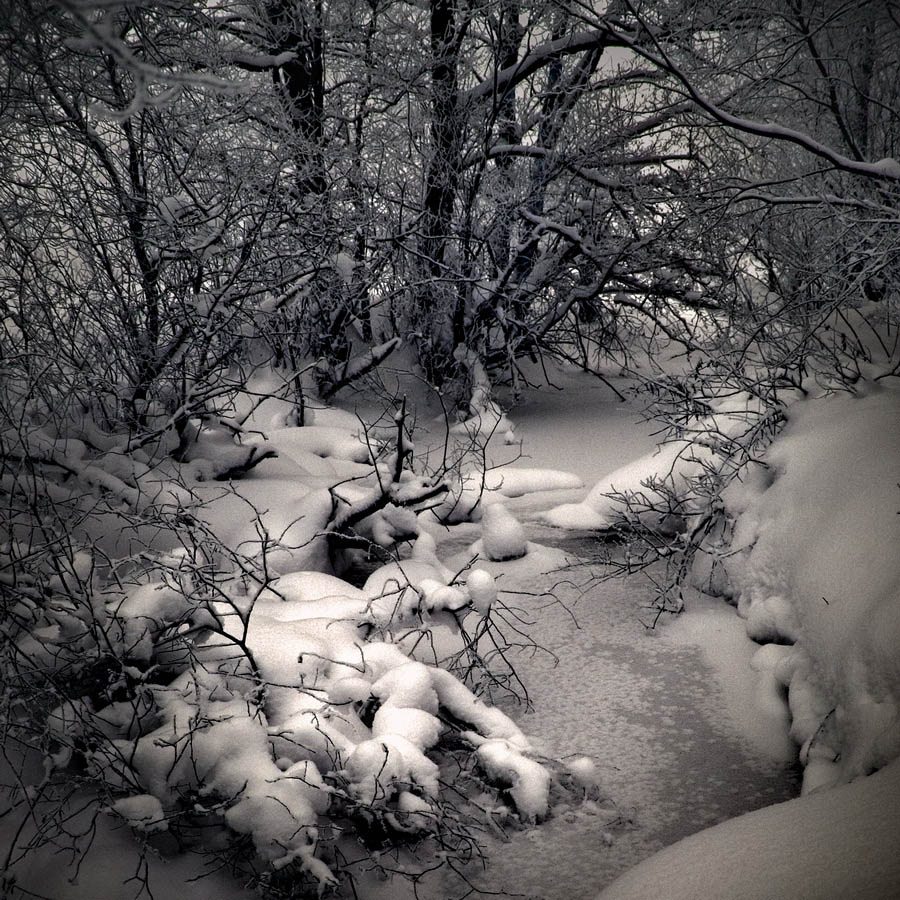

left=1, top=385, right=569, bottom=899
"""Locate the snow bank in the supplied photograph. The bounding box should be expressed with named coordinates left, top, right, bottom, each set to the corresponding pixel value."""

left=431, top=465, right=583, bottom=524
left=723, top=384, right=900, bottom=784
left=540, top=439, right=712, bottom=530
left=540, top=392, right=772, bottom=531
left=482, top=467, right=583, bottom=498
left=597, top=756, right=900, bottom=900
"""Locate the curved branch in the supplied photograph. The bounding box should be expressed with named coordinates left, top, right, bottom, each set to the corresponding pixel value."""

left=612, top=6, right=900, bottom=181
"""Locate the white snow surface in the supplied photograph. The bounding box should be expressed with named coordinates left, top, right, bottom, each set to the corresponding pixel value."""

left=480, top=503, right=528, bottom=560
left=598, top=755, right=900, bottom=900
left=725, top=384, right=900, bottom=784
left=590, top=381, right=900, bottom=899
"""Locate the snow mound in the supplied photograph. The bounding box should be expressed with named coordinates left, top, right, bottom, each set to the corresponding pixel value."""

left=541, top=439, right=712, bottom=530
left=482, top=467, right=583, bottom=498
left=597, top=756, right=900, bottom=900
left=430, top=465, right=583, bottom=524
left=193, top=478, right=334, bottom=575
left=726, top=384, right=900, bottom=784
left=481, top=504, right=527, bottom=561
left=266, top=425, right=371, bottom=466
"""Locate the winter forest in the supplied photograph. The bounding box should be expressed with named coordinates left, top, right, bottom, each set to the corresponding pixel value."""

left=1, top=1, right=899, bottom=898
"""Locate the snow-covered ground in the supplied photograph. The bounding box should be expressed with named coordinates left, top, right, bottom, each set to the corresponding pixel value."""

left=537, top=378, right=900, bottom=900
left=5, top=365, right=898, bottom=900
left=598, top=754, right=900, bottom=900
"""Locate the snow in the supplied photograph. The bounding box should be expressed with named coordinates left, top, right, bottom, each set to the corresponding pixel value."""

left=451, top=345, right=518, bottom=441
left=5, top=369, right=608, bottom=898
left=724, top=384, right=900, bottom=785
left=466, top=568, right=497, bottom=615
left=8, top=353, right=900, bottom=900
left=372, top=704, right=443, bottom=750
left=106, top=793, right=167, bottom=833
left=475, top=738, right=553, bottom=821
left=1, top=770, right=260, bottom=900
left=597, top=756, right=900, bottom=900
left=363, top=558, right=452, bottom=625
left=191, top=476, right=335, bottom=575
left=410, top=531, right=455, bottom=579
left=372, top=662, right=440, bottom=713
left=661, top=593, right=796, bottom=763
left=480, top=503, right=528, bottom=560
left=482, top=466, right=584, bottom=497
left=345, top=734, right=441, bottom=802
left=540, top=438, right=712, bottom=530
left=567, top=756, right=599, bottom=790
left=264, top=424, right=373, bottom=475
left=868, top=156, right=900, bottom=179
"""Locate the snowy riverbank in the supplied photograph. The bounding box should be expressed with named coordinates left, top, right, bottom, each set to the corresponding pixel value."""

left=4, top=367, right=896, bottom=900
left=560, top=379, right=900, bottom=900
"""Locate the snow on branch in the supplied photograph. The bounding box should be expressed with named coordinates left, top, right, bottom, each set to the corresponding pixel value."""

left=610, top=10, right=900, bottom=182
left=225, top=50, right=297, bottom=71
left=463, top=29, right=612, bottom=103
left=320, top=337, right=402, bottom=401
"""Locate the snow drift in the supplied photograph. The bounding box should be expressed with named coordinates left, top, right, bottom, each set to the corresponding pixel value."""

left=592, top=380, right=900, bottom=900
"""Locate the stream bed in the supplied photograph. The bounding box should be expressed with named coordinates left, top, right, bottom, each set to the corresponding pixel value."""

left=442, top=537, right=802, bottom=899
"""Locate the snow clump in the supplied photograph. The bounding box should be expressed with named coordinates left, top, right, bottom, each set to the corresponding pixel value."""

left=481, top=503, right=528, bottom=561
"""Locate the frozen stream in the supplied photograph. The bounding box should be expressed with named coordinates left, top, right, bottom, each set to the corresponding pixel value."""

left=440, top=550, right=801, bottom=899
left=423, top=372, right=801, bottom=898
